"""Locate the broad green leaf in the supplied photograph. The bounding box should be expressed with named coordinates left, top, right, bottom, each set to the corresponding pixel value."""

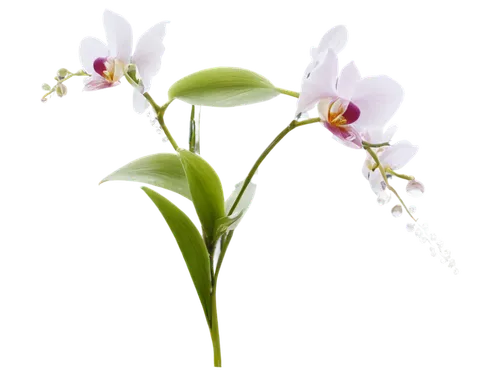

left=178, top=149, right=225, bottom=246
left=100, top=153, right=191, bottom=200
left=224, top=180, right=257, bottom=229
left=141, top=187, right=212, bottom=321
left=168, top=67, right=279, bottom=107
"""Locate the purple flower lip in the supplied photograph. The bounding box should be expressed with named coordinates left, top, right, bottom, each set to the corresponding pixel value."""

left=93, top=57, right=108, bottom=77
left=343, top=101, right=360, bottom=125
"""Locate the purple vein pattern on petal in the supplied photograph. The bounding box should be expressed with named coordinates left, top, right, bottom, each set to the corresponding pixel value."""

left=351, top=75, right=404, bottom=131
left=296, top=49, right=338, bottom=115
left=80, top=37, right=109, bottom=77
left=132, top=20, right=167, bottom=91
left=103, top=10, right=133, bottom=62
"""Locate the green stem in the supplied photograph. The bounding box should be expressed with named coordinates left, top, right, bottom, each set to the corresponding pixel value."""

left=189, top=105, right=201, bottom=154
left=214, top=232, right=233, bottom=280
left=158, top=115, right=179, bottom=150
left=386, top=168, right=414, bottom=181
left=364, top=146, right=416, bottom=221
left=54, top=69, right=90, bottom=83
left=277, top=88, right=300, bottom=98
left=210, top=285, right=221, bottom=367
left=362, top=141, right=390, bottom=148
left=227, top=117, right=319, bottom=216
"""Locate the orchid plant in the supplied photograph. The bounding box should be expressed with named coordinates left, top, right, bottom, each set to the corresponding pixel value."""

left=41, top=10, right=457, bottom=367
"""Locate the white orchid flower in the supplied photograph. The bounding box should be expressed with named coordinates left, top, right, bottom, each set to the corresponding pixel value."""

left=296, top=48, right=403, bottom=149
left=79, top=10, right=168, bottom=113
left=362, top=140, right=419, bottom=194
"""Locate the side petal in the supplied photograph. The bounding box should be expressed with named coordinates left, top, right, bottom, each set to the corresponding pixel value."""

left=103, top=10, right=133, bottom=62
left=296, top=49, right=338, bottom=115
left=337, top=61, right=361, bottom=100
left=79, top=37, right=108, bottom=76
left=315, top=25, right=348, bottom=56
left=351, top=75, right=404, bottom=131
left=362, top=124, right=398, bottom=144
left=133, top=87, right=149, bottom=113
left=132, top=21, right=168, bottom=91
left=379, top=140, right=418, bottom=170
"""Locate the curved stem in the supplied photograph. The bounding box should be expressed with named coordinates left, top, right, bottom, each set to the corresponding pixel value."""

left=362, top=141, right=390, bottom=148
left=227, top=117, right=319, bottom=216
left=364, top=146, right=416, bottom=221
left=143, top=94, right=179, bottom=150
left=41, top=70, right=90, bottom=101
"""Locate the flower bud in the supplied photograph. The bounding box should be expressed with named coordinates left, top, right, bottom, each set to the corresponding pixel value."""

left=42, top=83, right=51, bottom=91
left=56, top=83, right=68, bottom=97
left=57, top=68, right=69, bottom=78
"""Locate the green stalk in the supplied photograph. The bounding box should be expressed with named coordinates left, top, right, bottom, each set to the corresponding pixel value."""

left=276, top=88, right=300, bottom=98
left=189, top=105, right=201, bottom=154
left=210, top=285, right=221, bottom=367
left=364, top=146, right=416, bottom=221
left=227, top=117, right=320, bottom=216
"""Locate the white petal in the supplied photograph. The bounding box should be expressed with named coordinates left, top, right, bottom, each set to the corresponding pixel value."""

left=132, top=21, right=168, bottom=91
left=337, top=61, right=361, bottom=100
left=351, top=76, right=404, bottom=131
left=361, top=158, right=371, bottom=180
left=362, top=124, right=398, bottom=144
left=225, top=181, right=257, bottom=230
left=379, top=140, right=418, bottom=170
left=79, top=37, right=108, bottom=76
left=296, top=49, right=338, bottom=115
left=103, top=10, right=133, bottom=62
left=315, top=25, right=348, bottom=56
left=132, top=87, right=149, bottom=113
left=368, top=168, right=385, bottom=194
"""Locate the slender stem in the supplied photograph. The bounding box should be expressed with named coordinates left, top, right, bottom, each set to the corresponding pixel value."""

left=214, top=232, right=233, bottom=280
left=158, top=115, right=179, bottom=150
left=364, top=146, right=416, bottom=221
left=54, top=69, right=90, bottom=83
left=189, top=105, right=201, bottom=154
left=210, top=285, right=221, bottom=367
left=362, top=141, right=390, bottom=148
left=386, top=168, right=414, bottom=181
left=227, top=117, right=319, bottom=217
left=276, top=88, right=300, bottom=98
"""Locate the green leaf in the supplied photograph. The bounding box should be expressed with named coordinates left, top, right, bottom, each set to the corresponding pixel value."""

left=213, top=211, right=245, bottom=242
left=178, top=149, right=225, bottom=245
left=168, top=67, right=280, bottom=107
left=100, top=153, right=191, bottom=200
left=141, top=187, right=212, bottom=322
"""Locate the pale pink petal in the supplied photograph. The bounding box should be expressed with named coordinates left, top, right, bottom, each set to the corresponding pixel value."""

left=337, top=62, right=361, bottom=100
left=79, top=37, right=109, bottom=76
left=315, top=25, right=348, bottom=56
left=324, top=122, right=362, bottom=149
left=379, top=140, right=418, bottom=170
left=132, top=21, right=168, bottom=91
left=296, top=49, right=338, bottom=115
left=133, top=87, right=149, bottom=113
left=83, top=77, right=117, bottom=91
left=362, top=124, right=398, bottom=144
left=351, top=76, right=404, bottom=131
left=103, top=10, right=133, bottom=62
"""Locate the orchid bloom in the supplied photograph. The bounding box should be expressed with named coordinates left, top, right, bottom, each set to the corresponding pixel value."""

left=79, top=10, right=167, bottom=113
left=296, top=47, right=404, bottom=149
left=362, top=140, right=419, bottom=194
